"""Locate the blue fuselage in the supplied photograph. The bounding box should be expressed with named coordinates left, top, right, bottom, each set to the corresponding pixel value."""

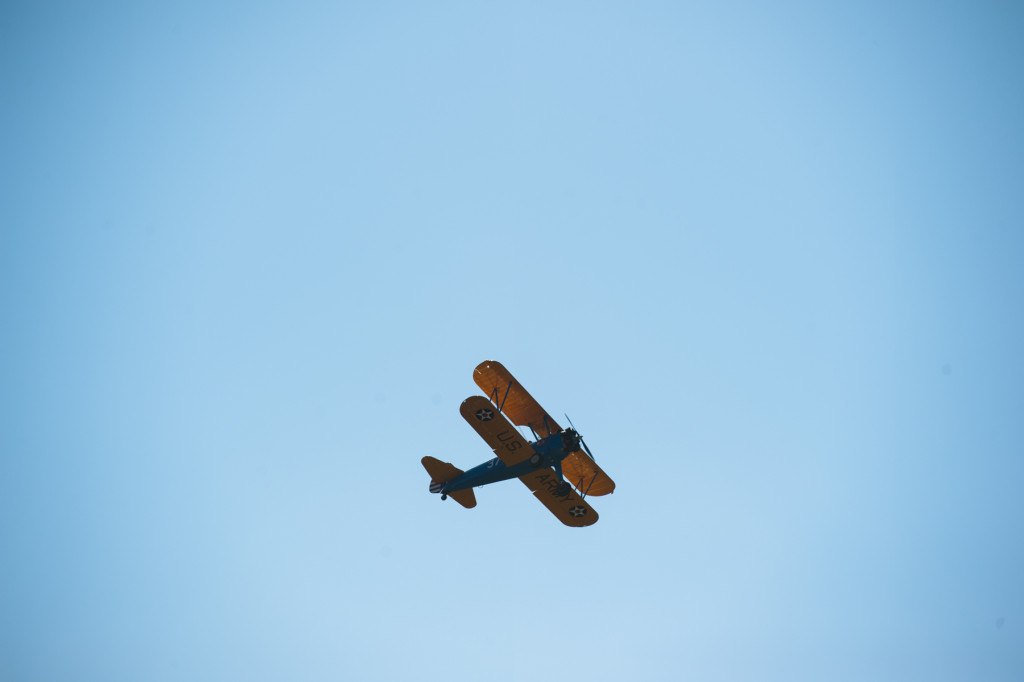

left=443, top=431, right=579, bottom=493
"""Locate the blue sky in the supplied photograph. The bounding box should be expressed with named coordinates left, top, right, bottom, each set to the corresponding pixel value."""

left=2, top=2, right=1023, bottom=680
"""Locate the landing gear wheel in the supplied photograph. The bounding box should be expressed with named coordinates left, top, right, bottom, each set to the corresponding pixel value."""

left=441, top=494, right=448, bottom=501
left=529, top=453, right=543, bottom=467
left=556, top=482, right=572, bottom=496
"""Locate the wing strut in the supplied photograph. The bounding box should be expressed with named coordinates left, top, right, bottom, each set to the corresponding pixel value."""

left=489, top=382, right=515, bottom=415
left=573, top=473, right=601, bottom=500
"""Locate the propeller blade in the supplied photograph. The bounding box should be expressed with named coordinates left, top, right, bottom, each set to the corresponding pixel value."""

left=565, top=413, right=595, bottom=460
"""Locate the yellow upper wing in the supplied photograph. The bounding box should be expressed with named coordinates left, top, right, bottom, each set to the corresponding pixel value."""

left=475, top=360, right=616, bottom=495
left=561, top=450, right=616, bottom=496
left=459, top=396, right=534, bottom=467
left=473, top=360, right=562, bottom=437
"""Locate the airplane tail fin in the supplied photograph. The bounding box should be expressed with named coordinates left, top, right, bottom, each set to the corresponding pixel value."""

left=421, top=456, right=477, bottom=509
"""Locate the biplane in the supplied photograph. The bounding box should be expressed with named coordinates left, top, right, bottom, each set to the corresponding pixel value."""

left=421, top=360, right=614, bottom=527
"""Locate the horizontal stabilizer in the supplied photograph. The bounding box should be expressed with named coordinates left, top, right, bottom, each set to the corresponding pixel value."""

left=421, top=456, right=476, bottom=509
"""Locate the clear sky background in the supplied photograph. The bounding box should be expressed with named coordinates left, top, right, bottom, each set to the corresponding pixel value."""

left=2, top=2, right=1023, bottom=681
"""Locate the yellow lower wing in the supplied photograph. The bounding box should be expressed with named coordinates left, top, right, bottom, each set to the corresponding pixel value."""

left=519, top=469, right=598, bottom=527
left=460, top=396, right=534, bottom=467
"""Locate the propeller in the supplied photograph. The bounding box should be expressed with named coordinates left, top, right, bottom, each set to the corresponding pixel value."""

left=564, top=413, right=595, bottom=460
